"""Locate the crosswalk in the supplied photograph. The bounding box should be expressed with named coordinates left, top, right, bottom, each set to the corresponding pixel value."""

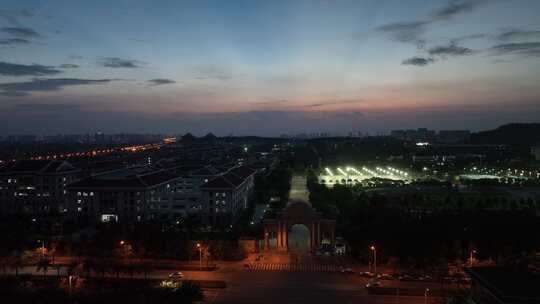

left=245, top=263, right=344, bottom=272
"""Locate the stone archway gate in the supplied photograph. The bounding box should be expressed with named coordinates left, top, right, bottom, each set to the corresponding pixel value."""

left=263, top=199, right=335, bottom=251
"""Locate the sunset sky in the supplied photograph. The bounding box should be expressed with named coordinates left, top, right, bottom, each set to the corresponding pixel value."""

left=1, top=0, right=540, bottom=135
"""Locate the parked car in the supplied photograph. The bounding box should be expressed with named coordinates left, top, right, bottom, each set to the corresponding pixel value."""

left=366, top=280, right=381, bottom=288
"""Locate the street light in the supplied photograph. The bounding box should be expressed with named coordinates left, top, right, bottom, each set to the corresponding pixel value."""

left=424, top=288, right=430, bottom=304
left=37, top=240, right=45, bottom=259
left=196, top=243, right=202, bottom=271
left=370, top=245, right=377, bottom=275
left=469, top=250, right=476, bottom=267
left=119, top=240, right=125, bottom=246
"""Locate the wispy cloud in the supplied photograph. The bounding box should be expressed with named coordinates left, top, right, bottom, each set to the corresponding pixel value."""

left=402, top=57, right=434, bottom=66
left=59, top=64, right=79, bottom=69
left=98, top=57, right=145, bottom=68
left=0, top=62, right=61, bottom=76
left=375, top=21, right=430, bottom=48
left=432, top=0, right=482, bottom=20
left=0, top=38, right=30, bottom=45
left=376, top=0, right=500, bottom=66
left=451, top=33, right=488, bottom=43
left=302, top=99, right=365, bottom=108
left=428, top=42, right=475, bottom=57
left=495, top=28, right=540, bottom=41
left=489, top=42, right=540, bottom=57
left=148, top=78, right=176, bottom=86
left=0, top=78, right=113, bottom=97
left=1, top=26, right=40, bottom=38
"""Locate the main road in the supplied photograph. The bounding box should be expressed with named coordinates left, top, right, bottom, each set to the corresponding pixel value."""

left=289, top=174, right=310, bottom=202
left=15, top=262, right=449, bottom=303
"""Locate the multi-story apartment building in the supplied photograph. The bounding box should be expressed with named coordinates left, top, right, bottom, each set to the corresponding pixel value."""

left=0, top=160, right=81, bottom=216
left=151, top=166, right=218, bottom=222
left=67, top=167, right=183, bottom=223
left=200, top=166, right=256, bottom=226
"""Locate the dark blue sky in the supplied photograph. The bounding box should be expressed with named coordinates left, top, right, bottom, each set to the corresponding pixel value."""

left=1, top=0, right=540, bottom=135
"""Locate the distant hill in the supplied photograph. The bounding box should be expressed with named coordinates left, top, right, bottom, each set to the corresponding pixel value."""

left=470, top=123, right=540, bottom=146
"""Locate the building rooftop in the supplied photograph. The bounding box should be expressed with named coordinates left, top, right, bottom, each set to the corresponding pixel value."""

left=1, top=160, right=78, bottom=174
left=200, top=175, right=235, bottom=189
left=228, top=165, right=256, bottom=180
left=68, top=169, right=180, bottom=190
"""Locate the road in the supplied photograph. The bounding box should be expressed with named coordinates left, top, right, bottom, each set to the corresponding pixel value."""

left=13, top=265, right=457, bottom=304
left=202, top=272, right=441, bottom=304
left=289, top=174, right=310, bottom=202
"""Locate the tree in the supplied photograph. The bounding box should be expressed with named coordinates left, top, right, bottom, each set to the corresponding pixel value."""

left=82, top=258, right=95, bottom=278
left=36, top=258, right=51, bottom=279
left=9, top=251, right=25, bottom=277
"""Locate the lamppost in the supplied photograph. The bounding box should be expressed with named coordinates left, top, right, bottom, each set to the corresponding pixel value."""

left=424, top=288, right=430, bottom=304
left=370, top=245, right=377, bottom=275
left=37, top=240, right=45, bottom=259
left=469, top=250, right=476, bottom=267
left=196, top=243, right=202, bottom=270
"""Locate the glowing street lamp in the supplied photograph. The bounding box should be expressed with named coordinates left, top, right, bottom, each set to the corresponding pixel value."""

left=370, top=245, right=377, bottom=275
left=196, top=243, right=203, bottom=270
left=469, top=250, right=476, bottom=267
left=37, top=240, right=45, bottom=259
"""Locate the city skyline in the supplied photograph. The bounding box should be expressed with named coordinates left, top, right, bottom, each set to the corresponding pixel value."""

left=1, top=0, right=540, bottom=135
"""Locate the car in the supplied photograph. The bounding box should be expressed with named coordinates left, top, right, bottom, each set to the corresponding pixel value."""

left=379, top=273, right=393, bottom=280
left=341, top=267, right=354, bottom=274
left=168, top=271, right=184, bottom=279
left=359, top=271, right=374, bottom=278
left=366, top=280, right=381, bottom=288
left=398, top=274, right=414, bottom=281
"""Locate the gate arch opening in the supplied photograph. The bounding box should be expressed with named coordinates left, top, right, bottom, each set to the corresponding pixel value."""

left=288, top=224, right=310, bottom=252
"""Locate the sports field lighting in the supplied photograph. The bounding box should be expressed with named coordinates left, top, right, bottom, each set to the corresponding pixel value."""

left=325, top=168, right=334, bottom=176
left=350, top=167, right=361, bottom=174
left=337, top=167, right=347, bottom=176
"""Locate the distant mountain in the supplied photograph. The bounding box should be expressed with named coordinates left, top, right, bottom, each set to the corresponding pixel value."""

left=470, top=123, right=540, bottom=147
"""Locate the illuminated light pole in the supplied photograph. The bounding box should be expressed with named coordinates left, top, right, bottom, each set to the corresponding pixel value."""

left=197, top=243, right=203, bottom=270
left=370, top=245, right=377, bottom=275
left=38, top=240, right=45, bottom=259
left=424, top=288, right=430, bottom=304
left=469, top=250, right=476, bottom=267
